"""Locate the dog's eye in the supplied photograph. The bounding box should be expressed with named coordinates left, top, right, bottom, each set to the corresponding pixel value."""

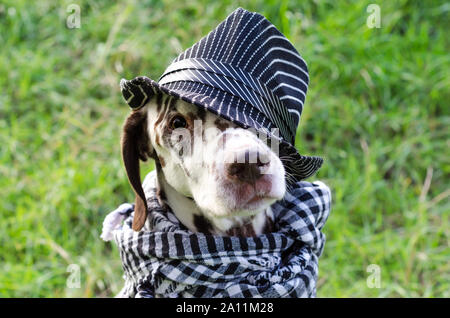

left=170, top=115, right=187, bottom=129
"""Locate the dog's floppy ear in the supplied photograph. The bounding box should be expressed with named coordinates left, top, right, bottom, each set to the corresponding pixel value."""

left=121, top=108, right=154, bottom=231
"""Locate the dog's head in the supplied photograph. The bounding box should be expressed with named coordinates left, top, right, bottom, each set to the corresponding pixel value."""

left=122, top=94, right=286, bottom=231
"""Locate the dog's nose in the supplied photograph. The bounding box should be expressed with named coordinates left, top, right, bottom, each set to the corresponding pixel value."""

left=226, top=150, right=270, bottom=183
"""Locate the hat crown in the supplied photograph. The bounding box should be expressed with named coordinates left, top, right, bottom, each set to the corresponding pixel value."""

left=164, top=8, right=309, bottom=143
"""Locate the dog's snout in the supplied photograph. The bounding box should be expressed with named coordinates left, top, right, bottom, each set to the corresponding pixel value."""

left=226, top=150, right=270, bottom=183
left=227, top=162, right=261, bottom=183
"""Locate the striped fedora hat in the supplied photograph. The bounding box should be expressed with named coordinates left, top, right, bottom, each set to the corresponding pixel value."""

left=120, top=7, right=323, bottom=181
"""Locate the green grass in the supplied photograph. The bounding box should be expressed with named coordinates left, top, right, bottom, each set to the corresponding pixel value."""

left=0, top=0, right=448, bottom=297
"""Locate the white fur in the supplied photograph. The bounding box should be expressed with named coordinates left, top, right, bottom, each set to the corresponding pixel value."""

left=145, top=98, right=285, bottom=235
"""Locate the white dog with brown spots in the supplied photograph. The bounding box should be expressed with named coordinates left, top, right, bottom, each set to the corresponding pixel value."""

left=122, top=94, right=286, bottom=237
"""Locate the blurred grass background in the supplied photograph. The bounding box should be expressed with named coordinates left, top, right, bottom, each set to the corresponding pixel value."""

left=0, top=0, right=448, bottom=297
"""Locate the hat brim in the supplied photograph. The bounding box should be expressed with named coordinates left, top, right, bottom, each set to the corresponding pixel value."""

left=120, top=76, right=323, bottom=182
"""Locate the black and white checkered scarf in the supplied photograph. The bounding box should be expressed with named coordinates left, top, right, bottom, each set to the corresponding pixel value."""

left=102, top=171, right=331, bottom=298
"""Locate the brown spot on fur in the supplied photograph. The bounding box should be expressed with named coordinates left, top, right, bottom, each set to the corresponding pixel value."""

left=193, top=214, right=213, bottom=234
left=226, top=222, right=257, bottom=237
left=154, top=102, right=168, bottom=129
left=197, top=107, right=207, bottom=121
left=215, top=118, right=230, bottom=132
left=262, top=215, right=275, bottom=234
left=154, top=109, right=167, bottom=132
left=226, top=212, right=275, bottom=237
left=155, top=130, right=161, bottom=147
left=158, top=155, right=166, bottom=168
left=155, top=96, right=178, bottom=148
left=155, top=186, right=168, bottom=211
left=169, top=94, right=177, bottom=110
left=155, top=161, right=163, bottom=173
left=186, top=112, right=199, bottom=122
left=154, top=95, right=176, bottom=130
left=156, top=93, right=163, bottom=112
left=154, top=162, right=169, bottom=210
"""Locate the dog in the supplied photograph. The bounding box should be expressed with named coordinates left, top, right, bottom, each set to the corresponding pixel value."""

left=104, top=8, right=329, bottom=297
left=122, top=93, right=286, bottom=237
